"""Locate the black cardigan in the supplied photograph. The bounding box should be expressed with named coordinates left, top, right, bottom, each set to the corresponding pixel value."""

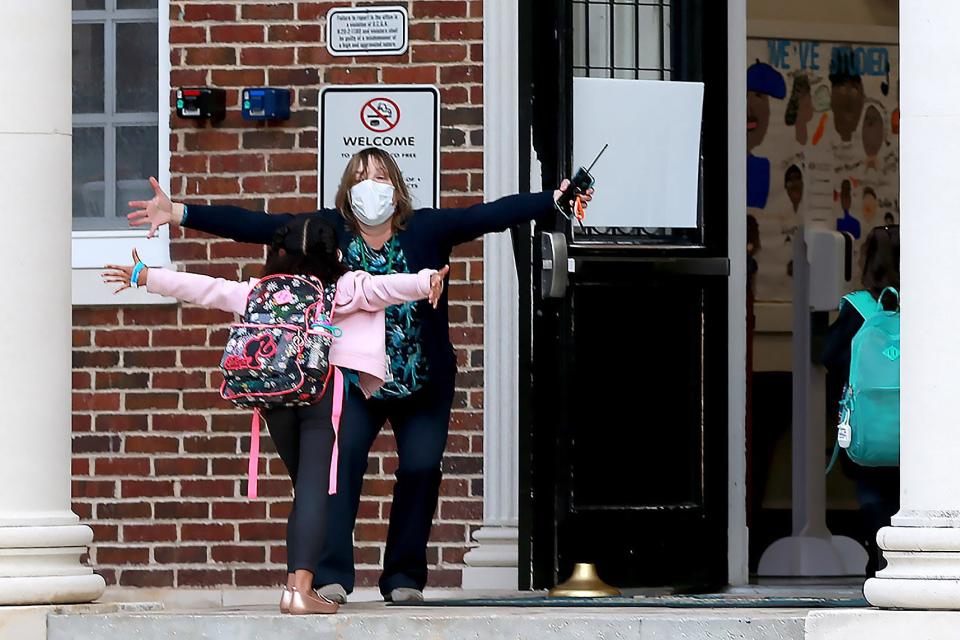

left=184, top=191, right=557, bottom=386
left=821, top=304, right=865, bottom=385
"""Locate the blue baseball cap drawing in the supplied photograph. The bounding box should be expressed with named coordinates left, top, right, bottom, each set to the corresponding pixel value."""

left=747, top=60, right=786, bottom=99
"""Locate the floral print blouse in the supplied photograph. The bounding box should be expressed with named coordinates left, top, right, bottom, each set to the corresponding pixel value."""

left=344, top=234, right=428, bottom=399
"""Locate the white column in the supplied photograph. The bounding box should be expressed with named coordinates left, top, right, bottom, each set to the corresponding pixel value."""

left=726, top=0, right=749, bottom=587
left=0, top=0, right=105, bottom=604
left=462, top=0, right=520, bottom=589
left=864, top=0, right=960, bottom=610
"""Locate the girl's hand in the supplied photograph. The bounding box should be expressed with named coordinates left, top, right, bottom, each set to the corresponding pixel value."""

left=553, top=178, right=595, bottom=211
left=127, top=177, right=174, bottom=238
left=103, top=248, right=148, bottom=294
left=428, top=265, right=450, bottom=309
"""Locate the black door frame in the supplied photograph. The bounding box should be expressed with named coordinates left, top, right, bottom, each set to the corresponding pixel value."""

left=517, top=0, right=733, bottom=590
left=516, top=0, right=571, bottom=591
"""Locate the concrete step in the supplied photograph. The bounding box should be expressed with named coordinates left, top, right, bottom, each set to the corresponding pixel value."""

left=49, top=603, right=811, bottom=640
left=0, top=602, right=159, bottom=640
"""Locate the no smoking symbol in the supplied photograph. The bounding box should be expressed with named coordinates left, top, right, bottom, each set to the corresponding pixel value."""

left=361, top=98, right=400, bottom=132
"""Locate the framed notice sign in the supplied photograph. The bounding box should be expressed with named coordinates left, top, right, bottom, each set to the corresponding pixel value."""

left=319, top=85, right=440, bottom=209
left=326, top=6, right=409, bottom=57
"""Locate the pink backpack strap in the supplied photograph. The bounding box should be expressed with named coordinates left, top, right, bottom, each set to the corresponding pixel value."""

left=247, top=408, right=262, bottom=499
left=328, top=367, right=345, bottom=495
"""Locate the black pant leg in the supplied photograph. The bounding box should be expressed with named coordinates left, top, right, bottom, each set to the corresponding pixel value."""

left=264, top=407, right=300, bottom=483
left=856, top=466, right=900, bottom=577
left=311, top=384, right=388, bottom=591
left=378, top=382, right=454, bottom=594
left=285, top=392, right=338, bottom=573
left=263, top=407, right=300, bottom=573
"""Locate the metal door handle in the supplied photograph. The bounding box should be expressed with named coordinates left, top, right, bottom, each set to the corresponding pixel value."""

left=540, top=232, right=568, bottom=298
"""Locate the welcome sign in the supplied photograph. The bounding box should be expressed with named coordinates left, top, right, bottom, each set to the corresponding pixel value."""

left=319, top=85, right=440, bottom=209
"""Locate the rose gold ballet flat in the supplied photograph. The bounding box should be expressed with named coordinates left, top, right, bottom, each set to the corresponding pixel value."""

left=279, top=586, right=292, bottom=614
left=288, top=587, right=340, bottom=615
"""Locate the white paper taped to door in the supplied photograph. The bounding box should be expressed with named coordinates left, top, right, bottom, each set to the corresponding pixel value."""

left=573, top=78, right=704, bottom=229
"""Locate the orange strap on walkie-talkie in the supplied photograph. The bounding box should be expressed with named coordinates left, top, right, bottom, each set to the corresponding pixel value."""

left=574, top=195, right=586, bottom=222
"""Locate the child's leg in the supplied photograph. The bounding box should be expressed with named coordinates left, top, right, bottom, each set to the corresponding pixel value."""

left=285, top=394, right=336, bottom=591
left=263, top=407, right=299, bottom=587
left=265, top=407, right=301, bottom=484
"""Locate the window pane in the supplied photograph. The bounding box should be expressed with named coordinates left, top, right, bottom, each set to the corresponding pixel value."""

left=636, top=5, right=663, bottom=71
left=116, top=22, right=158, bottom=113
left=662, top=5, right=671, bottom=75
left=613, top=4, right=635, bottom=73
left=73, top=127, right=105, bottom=226
left=587, top=3, right=610, bottom=77
left=118, top=0, right=156, bottom=8
left=116, top=126, right=158, bottom=221
left=72, top=23, right=104, bottom=114
left=73, top=0, right=105, bottom=9
left=573, top=2, right=586, bottom=73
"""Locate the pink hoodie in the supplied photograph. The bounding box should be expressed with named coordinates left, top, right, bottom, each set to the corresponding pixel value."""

left=146, top=268, right=435, bottom=397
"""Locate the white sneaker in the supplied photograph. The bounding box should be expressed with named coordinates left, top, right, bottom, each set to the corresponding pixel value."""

left=316, top=583, right=348, bottom=604
left=388, top=587, right=423, bottom=603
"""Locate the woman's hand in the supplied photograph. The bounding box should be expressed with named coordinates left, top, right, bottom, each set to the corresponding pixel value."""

left=103, top=248, right=148, bottom=294
left=553, top=178, right=595, bottom=212
left=127, top=177, right=175, bottom=238
left=428, top=265, right=450, bottom=309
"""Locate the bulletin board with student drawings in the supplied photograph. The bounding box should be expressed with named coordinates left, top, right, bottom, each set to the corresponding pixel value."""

left=746, top=38, right=899, bottom=302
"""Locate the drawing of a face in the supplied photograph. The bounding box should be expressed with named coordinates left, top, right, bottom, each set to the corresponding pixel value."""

left=784, top=165, right=803, bottom=211
left=746, top=61, right=785, bottom=152
left=831, top=79, right=865, bottom=142
left=863, top=188, right=878, bottom=221
left=747, top=91, right=770, bottom=152
left=862, top=105, right=884, bottom=157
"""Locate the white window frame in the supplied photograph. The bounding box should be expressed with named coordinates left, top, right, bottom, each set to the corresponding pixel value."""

left=72, top=0, right=172, bottom=306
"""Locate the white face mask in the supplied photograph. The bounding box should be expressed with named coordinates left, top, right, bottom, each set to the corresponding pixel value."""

left=349, top=179, right=396, bottom=227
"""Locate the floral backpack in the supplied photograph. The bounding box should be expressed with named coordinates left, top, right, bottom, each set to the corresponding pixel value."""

left=219, top=274, right=344, bottom=498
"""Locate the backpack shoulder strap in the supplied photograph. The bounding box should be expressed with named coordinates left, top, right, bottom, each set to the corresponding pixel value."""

left=842, top=290, right=880, bottom=321
left=826, top=441, right=841, bottom=475
left=878, top=286, right=901, bottom=312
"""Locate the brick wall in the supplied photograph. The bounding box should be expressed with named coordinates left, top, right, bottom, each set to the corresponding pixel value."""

left=71, top=0, right=485, bottom=589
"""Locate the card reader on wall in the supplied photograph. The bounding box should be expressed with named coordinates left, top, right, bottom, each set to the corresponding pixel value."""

left=176, top=87, right=226, bottom=122
left=242, top=88, right=291, bottom=121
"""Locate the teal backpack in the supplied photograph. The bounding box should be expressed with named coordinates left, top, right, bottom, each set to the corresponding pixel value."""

left=828, top=287, right=900, bottom=471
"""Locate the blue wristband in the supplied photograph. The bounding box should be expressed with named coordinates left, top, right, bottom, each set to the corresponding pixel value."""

left=131, top=262, right=147, bottom=287
left=180, top=204, right=188, bottom=226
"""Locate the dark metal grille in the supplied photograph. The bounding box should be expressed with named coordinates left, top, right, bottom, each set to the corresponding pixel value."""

left=573, top=0, right=671, bottom=80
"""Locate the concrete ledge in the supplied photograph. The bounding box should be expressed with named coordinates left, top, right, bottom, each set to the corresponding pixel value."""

left=96, top=586, right=469, bottom=608
left=807, top=609, right=960, bottom=640
left=48, top=605, right=809, bottom=640
left=0, top=601, right=159, bottom=640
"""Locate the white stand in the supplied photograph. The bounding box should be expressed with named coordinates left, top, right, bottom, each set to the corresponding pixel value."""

left=757, top=229, right=866, bottom=576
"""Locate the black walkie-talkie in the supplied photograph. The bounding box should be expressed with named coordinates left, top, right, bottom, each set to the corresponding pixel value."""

left=556, top=143, right=609, bottom=219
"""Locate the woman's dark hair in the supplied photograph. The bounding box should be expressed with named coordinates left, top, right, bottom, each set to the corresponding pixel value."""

left=262, top=215, right=348, bottom=283
left=861, top=224, right=899, bottom=306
